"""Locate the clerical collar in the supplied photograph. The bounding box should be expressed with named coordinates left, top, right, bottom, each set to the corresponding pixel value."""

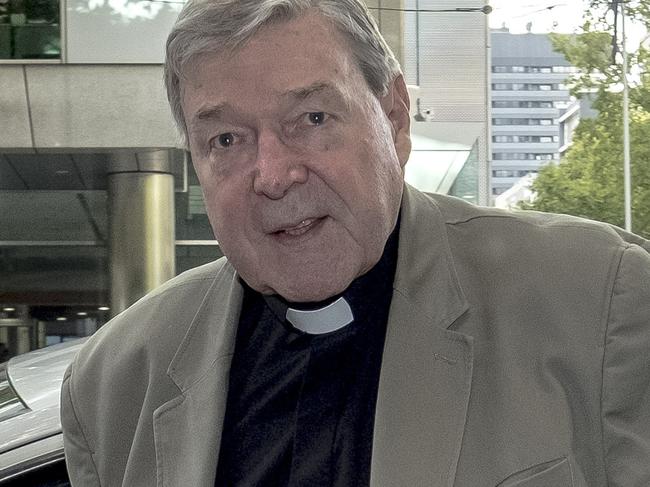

left=263, top=295, right=354, bottom=334
left=261, top=217, right=400, bottom=336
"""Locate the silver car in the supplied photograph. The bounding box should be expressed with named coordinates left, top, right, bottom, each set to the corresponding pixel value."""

left=0, top=340, right=85, bottom=486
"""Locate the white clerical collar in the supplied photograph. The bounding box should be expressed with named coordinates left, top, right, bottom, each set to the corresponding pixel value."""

left=286, top=297, right=354, bottom=335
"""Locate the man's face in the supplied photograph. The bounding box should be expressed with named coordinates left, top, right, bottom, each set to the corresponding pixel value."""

left=182, top=12, right=411, bottom=302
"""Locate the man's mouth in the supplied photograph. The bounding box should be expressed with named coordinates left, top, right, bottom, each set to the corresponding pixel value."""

left=279, top=218, right=319, bottom=236
left=273, top=217, right=325, bottom=238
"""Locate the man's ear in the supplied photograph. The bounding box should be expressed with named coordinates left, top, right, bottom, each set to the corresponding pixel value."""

left=380, top=74, right=412, bottom=169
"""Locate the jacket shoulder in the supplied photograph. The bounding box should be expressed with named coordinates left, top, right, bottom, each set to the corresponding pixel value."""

left=426, top=192, right=649, bottom=252
left=71, top=257, right=234, bottom=383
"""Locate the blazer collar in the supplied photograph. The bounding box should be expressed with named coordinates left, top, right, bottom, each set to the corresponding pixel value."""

left=371, top=184, right=474, bottom=486
left=392, top=184, right=468, bottom=328
left=154, top=261, right=243, bottom=487
left=166, top=261, right=243, bottom=392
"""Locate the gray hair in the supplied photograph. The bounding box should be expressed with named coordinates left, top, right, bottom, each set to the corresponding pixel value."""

left=164, top=0, right=402, bottom=147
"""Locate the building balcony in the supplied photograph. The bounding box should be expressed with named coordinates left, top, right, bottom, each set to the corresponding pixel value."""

left=491, top=107, right=559, bottom=117
left=492, top=142, right=558, bottom=151
left=492, top=125, right=560, bottom=134
left=491, top=90, right=570, bottom=99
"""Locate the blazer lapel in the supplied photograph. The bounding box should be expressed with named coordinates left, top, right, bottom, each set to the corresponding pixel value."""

left=153, top=262, right=243, bottom=487
left=371, top=186, right=474, bottom=487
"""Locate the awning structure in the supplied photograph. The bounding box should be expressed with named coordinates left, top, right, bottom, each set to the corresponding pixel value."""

left=404, top=131, right=478, bottom=202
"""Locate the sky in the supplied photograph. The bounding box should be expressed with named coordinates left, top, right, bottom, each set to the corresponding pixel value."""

left=488, top=0, right=647, bottom=47
left=489, top=0, right=589, bottom=34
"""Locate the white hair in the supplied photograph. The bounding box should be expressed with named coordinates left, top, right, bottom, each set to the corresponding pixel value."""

left=164, top=0, right=402, bottom=147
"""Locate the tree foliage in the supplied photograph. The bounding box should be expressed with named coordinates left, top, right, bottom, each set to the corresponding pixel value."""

left=522, top=1, right=650, bottom=239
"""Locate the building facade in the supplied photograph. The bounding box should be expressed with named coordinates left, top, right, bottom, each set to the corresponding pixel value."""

left=490, top=30, right=576, bottom=197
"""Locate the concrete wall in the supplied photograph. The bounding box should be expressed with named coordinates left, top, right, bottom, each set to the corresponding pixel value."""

left=402, top=0, right=490, bottom=203
left=0, top=65, right=177, bottom=151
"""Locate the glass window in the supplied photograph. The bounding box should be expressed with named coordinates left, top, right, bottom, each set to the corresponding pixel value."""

left=0, top=364, right=27, bottom=420
left=493, top=170, right=515, bottom=178
left=0, top=457, right=70, bottom=486
left=176, top=244, right=222, bottom=275
left=175, top=161, right=215, bottom=241
left=0, top=0, right=61, bottom=59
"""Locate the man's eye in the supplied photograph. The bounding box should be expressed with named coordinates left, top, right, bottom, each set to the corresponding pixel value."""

left=214, top=133, right=235, bottom=148
left=307, top=112, right=327, bottom=126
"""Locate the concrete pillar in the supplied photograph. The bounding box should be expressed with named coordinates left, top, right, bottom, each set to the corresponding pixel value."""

left=36, top=321, right=47, bottom=349
left=108, top=150, right=176, bottom=316
left=15, top=326, right=31, bottom=355
left=0, top=327, right=8, bottom=351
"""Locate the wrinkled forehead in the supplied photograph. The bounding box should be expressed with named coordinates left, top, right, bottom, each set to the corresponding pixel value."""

left=179, top=12, right=365, bottom=105
left=180, top=11, right=361, bottom=84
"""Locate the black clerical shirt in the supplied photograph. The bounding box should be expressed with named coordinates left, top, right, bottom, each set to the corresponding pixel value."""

left=215, top=226, right=399, bottom=486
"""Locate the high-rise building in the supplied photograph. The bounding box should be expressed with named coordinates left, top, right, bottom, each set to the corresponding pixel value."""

left=490, top=30, right=576, bottom=197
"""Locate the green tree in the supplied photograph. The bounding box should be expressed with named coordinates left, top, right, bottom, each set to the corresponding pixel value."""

left=523, top=1, right=650, bottom=238
left=522, top=96, right=650, bottom=238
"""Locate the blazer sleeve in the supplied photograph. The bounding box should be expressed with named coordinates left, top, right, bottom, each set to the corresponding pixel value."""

left=60, top=362, right=101, bottom=487
left=601, top=243, right=650, bottom=486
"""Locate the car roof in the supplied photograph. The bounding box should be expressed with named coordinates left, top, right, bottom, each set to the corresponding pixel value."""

left=7, top=339, right=86, bottom=411
left=0, top=339, right=86, bottom=456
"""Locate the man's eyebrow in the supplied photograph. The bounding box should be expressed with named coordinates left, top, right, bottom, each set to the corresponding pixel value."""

left=283, top=82, right=347, bottom=103
left=190, top=103, right=229, bottom=131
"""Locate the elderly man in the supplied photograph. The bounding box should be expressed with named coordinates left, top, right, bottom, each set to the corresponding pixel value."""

left=61, top=0, right=650, bottom=486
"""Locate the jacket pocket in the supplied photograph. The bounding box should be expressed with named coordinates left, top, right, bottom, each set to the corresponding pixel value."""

left=496, top=457, right=573, bottom=487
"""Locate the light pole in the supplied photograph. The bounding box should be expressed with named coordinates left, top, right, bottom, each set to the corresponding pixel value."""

left=616, top=0, right=633, bottom=232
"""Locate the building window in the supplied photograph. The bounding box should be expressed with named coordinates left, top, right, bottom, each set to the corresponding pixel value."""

left=552, top=66, right=578, bottom=73
left=492, top=100, right=557, bottom=109
left=492, top=118, right=557, bottom=126
left=493, top=153, right=557, bottom=161
left=511, top=66, right=526, bottom=72
left=0, top=0, right=61, bottom=59
left=492, top=170, right=538, bottom=178
left=492, top=135, right=560, bottom=144
left=493, top=66, right=508, bottom=73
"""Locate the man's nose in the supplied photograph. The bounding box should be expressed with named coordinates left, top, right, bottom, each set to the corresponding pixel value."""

left=252, top=130, right=308, bottom=199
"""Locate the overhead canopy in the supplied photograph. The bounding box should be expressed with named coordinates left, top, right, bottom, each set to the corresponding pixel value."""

left=404, top=133, right=475, bottom=196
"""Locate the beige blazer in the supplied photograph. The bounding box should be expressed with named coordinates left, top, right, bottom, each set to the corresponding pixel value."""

left=62, top=185, right=650, bottom=486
